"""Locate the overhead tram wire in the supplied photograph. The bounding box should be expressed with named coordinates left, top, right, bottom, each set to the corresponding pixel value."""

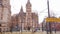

left=32, top=8, right=47, bottom=16
left=39, top=8, right=47, bottom=13
left=33, top=8, right=48, bottom=32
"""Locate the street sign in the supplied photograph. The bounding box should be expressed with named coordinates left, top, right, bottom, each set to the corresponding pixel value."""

left=46, top=18, right=60, bottom=22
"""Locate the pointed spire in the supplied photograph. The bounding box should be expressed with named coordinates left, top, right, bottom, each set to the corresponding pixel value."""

left=27, top=0, right=30, bottom=4
left=20, top=6, right=23, bottom=12
left=26, top=0, right=31, bottom=6
left=19, top=6, right=24, bottom=14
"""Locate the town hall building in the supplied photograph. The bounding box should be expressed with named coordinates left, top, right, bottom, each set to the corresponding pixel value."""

left=11, top=0, right=39, bottom=31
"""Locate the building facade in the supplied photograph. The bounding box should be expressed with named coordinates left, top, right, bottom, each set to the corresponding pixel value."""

left=0, top=0, right=11, bottom=32
left=11, top=0, right=39, bottom=31
left=0, top=0, right=39, bottom=31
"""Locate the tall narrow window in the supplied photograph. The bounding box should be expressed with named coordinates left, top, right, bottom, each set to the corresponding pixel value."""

left=0, top=24, right=1, bottom=32
left=0, top=0, right=2, bottom=5
left=0, top=0, right=3, bottom=20
left=1, top=14, right=3, bottom=20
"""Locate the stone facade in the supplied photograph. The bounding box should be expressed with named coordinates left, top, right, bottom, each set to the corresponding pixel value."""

left=0, top=0, right=11, bottom=32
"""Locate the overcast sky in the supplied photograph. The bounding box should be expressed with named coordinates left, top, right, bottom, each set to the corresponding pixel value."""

left=10, top=0, right=60, bottom=23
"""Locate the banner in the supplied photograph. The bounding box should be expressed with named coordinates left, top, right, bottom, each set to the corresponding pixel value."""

left=46, top=18, right=60, bottom=22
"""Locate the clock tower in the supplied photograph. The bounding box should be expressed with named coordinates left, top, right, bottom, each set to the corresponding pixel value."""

left=25, top=0, right=32, bottom=30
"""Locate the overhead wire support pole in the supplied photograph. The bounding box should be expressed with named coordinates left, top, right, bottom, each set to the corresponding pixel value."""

left=47, top=0, right=50, bottom=17
left=47, top=0, right=52, bottom=34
